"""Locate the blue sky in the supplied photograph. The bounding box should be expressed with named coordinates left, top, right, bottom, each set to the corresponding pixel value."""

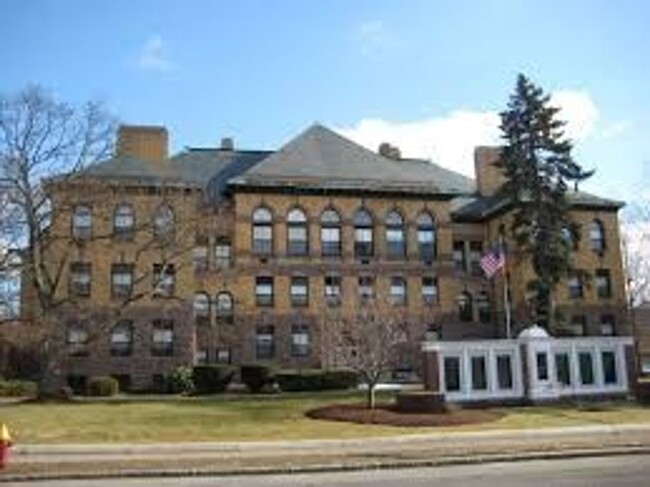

left=2, top=0, right=649, bottom=202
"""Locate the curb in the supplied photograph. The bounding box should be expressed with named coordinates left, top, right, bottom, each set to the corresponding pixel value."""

left=2, top=445, right=650, bottom=483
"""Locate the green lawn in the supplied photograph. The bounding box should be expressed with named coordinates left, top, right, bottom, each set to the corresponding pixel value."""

left=1, top=391, right=649, bottom=444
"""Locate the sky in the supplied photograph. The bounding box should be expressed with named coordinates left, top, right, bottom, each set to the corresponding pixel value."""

left=2, top=0, right=649, bottom=204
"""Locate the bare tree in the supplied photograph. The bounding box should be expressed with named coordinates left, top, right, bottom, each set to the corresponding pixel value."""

left=321, top=297, right=425, bottom=409
left=622, top=200, right=650, bottom=308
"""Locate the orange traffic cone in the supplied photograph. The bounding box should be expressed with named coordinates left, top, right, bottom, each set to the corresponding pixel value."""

left=0, top=423, right=12, bottom=469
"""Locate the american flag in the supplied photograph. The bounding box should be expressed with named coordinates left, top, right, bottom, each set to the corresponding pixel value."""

left=480, top=246, right=505, bottom=278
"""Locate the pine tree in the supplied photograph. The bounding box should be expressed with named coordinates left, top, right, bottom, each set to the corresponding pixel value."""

left=496, top=74, right=594, bottom=328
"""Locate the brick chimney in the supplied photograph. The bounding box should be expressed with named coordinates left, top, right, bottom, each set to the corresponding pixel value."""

left=116, top=125, right=168, bottom=162
left=474, top=146, right=506, bottom=197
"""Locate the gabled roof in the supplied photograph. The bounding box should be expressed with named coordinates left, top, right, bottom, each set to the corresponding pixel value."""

left=230, top=124, right=475, bottom=196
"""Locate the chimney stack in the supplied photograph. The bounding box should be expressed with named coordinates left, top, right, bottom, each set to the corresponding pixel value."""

left=474, top=146, right=506, bottom=197
left=116, top=125, right=168, bottom=162
left=220, top=137, right=234, bottom=151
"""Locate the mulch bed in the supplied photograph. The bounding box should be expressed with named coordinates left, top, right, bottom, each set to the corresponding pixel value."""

left=306, top=403, right=504, bottom=427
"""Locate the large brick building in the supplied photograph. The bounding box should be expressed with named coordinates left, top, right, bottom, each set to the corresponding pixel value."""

left=25, top=124, right=628, bottom=391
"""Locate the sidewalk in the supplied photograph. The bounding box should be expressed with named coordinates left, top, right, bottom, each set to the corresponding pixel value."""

left=3, top=423, right=650, bottom=482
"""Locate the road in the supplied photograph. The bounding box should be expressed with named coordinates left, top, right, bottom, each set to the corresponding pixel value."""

left=6, top=454, right=650, bottom=487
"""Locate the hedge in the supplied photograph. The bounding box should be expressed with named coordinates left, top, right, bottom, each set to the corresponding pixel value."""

left=0, top=379, right=38, bottom=397
left=276, top=369, right=358, bottom=392
left=87, top=376, right=119, bottom=397
left=240, top=364, right=276, bottom=393
left=192, top=365, right=234, bottom=394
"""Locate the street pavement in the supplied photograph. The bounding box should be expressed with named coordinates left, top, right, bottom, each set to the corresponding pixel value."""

left=5, top=454, right=650, bottom=487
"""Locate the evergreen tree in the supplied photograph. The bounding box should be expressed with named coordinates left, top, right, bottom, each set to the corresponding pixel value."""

left=496, top=74, right=594, bottom=328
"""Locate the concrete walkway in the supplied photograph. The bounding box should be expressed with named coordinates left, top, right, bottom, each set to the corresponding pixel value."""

left=2, top=424, right=650, bottom=483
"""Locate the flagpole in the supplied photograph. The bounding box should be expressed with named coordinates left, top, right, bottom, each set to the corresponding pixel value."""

left=500, top=235, right=512, bottom=338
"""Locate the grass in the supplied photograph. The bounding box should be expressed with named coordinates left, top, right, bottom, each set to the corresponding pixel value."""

left=1, top=391, right=649, bottom=444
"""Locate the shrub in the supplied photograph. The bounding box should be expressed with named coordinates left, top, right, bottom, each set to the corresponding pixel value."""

left=276, top=369, right=358, bottom=392
left=166, top=366, right=194, bottom=395
left=87, top=376, right=119, bottom=397
left=240, top=364, right=276, bottom=393
left=192, top=365, right=234, bottom=395
left=0, top=379, right=38, bottom=397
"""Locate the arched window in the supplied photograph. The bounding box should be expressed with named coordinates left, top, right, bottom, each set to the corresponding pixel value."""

left=252, top=207, right=273, bottom=255
left=457, top=292, right=473, bottom=322
left=320, top=209, right=341, bottom=257
left=476, top=292, right=491, bottom=323
left=67, top=323, right=89, bottom=356
left=417, top=212, right=436, bottom=261
left=113, top=203, right=134, bottom=240
left=353, top=208, right=373, bottom=258
left=193, top=292, right=210, bottom=325
left=153, top=204, right=175, bottom=239
left=287, top=208, right=308, bottom=256
left=385, top=210, right=405, bottom=259
left=110, top=321, right=133, bottom=357
left=216, top=292, right=234, bottom=324
left=589, top=219, right=605, bottom=253
left=72, top=205, right=92, bottom=240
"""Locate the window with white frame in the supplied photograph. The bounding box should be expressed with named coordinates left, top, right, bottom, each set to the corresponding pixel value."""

left=320, top=209, right=342, bottom=257
left=255, top=276, right=274, bottom=306
left=151, top=320, right=174, bottom=356
left=291, top=324, right=310, bottom=357
left=496, top=353, right=514, bottom=390
left=417, top=212, right=436, bottom=261
left=578, top=351, right=595, bottom=385
left=443, top=356, right=462, bottom=392
left=471, top=355, right=488, bottom=390
left=555, top=352, right=572, bottom=386
left=252, top=207, right=273, bottom=255
left=113, top=203, right=134, bottom=240
left=287, top=208, right=308, bottom=256
left=290, top=276, right=309, bottom=307
left=110, top=321, right=133, bottom=357
left=601, top=350, right=618, bottom=385
left=385, top=210, right=405, bottom=259
left=214, top=238, right=232, bottom=268
left=72, top=205, right=92, bottom=240
left=353, top=208, right=374, bottom=258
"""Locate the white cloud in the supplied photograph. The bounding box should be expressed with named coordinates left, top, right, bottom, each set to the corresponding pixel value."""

left=337, top=90, right=600, bottom=177
left=549, top=90, right=599, bottom=141
left=356, top=20, right=395, bottom=58
left=138, top=35, right=175, bottom=73
left=601, top=121, right=631, bottom=139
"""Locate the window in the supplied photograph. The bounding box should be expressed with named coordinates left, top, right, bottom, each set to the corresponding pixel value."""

left=385, top=210, right=405, bottom=259
left=568, top=315, right=586, bottom=336
left=287, top=208, right=308, bottom=256
left=390, top=276, right=407, bottom=305
left=562, top=226, right=578, bottom=250
left=578, top=351, right=595, bottom=385
left=536, top=352, right=549, bottom=381
left=469, top=241, right=483, bottom=276
left=110, top=321, right=133, bottom=357
left=255, top=325, right=275, bottom=360
left=69, top=262, right=91, bottom=297
left=153, top=204, right=175, bottom=240
left=453, top=241, right=466, bottom=273
left=193, top=292, right=210, bottom=325
left=417, top=212, right=436, bottom=261
left=195, top=349, right=208, bottom=364
left=353, top=208, right=374, bottom=258
left=255, top=276, right=274, bottom=306
left=457, top=292, right=473, bottom=322
left=476, top=292, right=491, bottom=323
left=111, top=264, right=133, bottom=299
left=595, top=269, right=612, bottom=299
left=72, top=205, right=92, bottom=240
left=193, top=236, right=209, bottom=273
left=290, top=276, right=309, bottom=307
left=471, top=356, right=488, bottom=390
left=152, top=264, right=175, bottom=297
left=600, top=314, right=616, bottom=336
left=555, top=353, right=571, bottom=386
left=214, top=238, right=232, bottom=268
left=216, top=292, right=234, bottom=324
left=568, top=274, right=583, bottom=299
left=320, top=209, right=341, bottom=257
left=358, top=275, right=375, bottom=303
left=324, top=274, right=342, bottom=306
left=113, top=204, right=134, bottom=240
left=291, top=324, right=310, bottom=357
left=216, top=348, right=231, bottom=364
left=421, top=277, right=438, bottom=304
left=444, top=356, right=461, bottom=392
left=151, top=320, right=174, bottom=356
left=252, top=207, right=273, bottom=255
left=67, top=324, right=88, bottom=357
left=602, top=351, right=618, bottom=385
left=589, top=219, right=606, bottom=253
left=496, top=354, right=514, bottom=390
